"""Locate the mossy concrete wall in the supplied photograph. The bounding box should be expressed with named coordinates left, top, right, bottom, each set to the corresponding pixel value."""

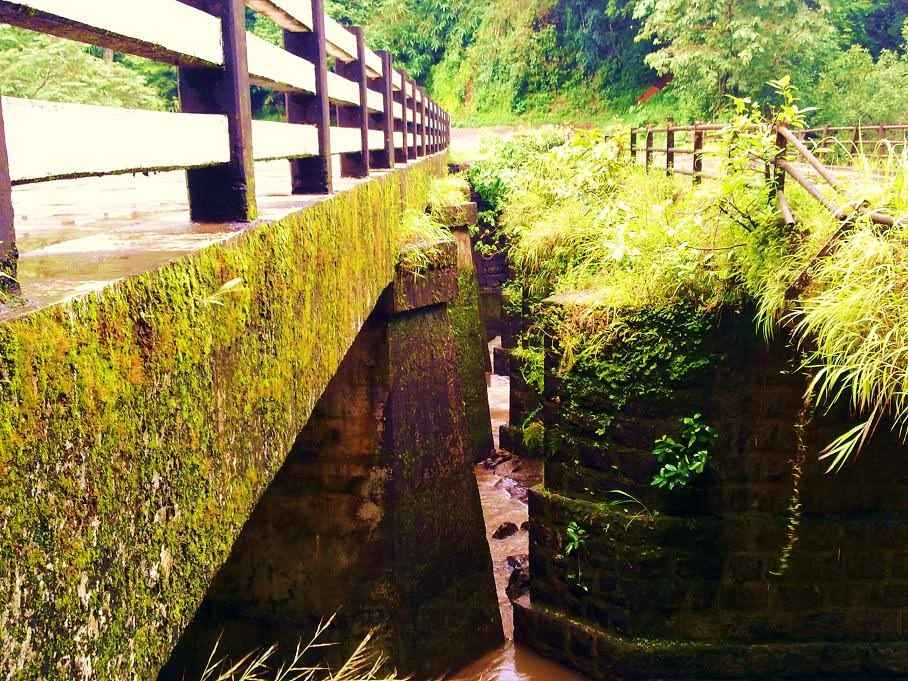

left=517, top=307, right=908, bottom=679
left=160, top=249, right=503, bottom=679
left=0, top=156, right=446, bottom=679
left=439, top=202, right=494, bottom=463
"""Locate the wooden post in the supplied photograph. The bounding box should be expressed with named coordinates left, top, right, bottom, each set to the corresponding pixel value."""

left=178, top=0, right=256, bottom=221
left=629, top=127, right=636, bottom=162
left=407, top=79, right=418, bottom=158
left=692, top=124, right=704, bottom=185
left=394, top=69, right=409, bottom=164
left=428, top=100, right=436, bottom=153
left=665, top=120, right=675, bottom=173
left=419, top=87, right=428, bottom=157
left=283, top=0, right=332, bottom=193
left=0, top=94, right=17, bottom=296
left=369, top=50, right=394, bottom=169
left=335, top=26, right=369, bottom=178
left=850, top=125, right=860, bottom=156
left=645, top=127, right=654, bottom=170
left=774, top=124, right=788, bottom=193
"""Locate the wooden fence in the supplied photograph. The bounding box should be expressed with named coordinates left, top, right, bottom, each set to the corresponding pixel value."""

left=0, top=0, right=452, bottom=289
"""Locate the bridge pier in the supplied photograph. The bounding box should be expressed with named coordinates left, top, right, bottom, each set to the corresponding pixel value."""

left=160, top=240, right=502, bottom=679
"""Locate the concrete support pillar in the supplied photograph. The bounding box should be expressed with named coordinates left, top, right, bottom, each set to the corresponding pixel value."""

left=160, top=241, right=502, bottom=679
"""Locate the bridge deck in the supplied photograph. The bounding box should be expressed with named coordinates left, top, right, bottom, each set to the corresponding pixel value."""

left=3, top=160, right=413, bottom=321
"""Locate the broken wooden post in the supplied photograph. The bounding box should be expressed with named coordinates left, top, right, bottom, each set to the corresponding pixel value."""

left=178, top=0, right=257, bottom=221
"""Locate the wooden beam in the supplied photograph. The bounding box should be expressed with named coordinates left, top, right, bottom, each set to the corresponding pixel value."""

left=283, top=0, right=332, bottom=194
left=0, top=0, right=222, bottom=67
left=178, top=0, right=257, bottom=222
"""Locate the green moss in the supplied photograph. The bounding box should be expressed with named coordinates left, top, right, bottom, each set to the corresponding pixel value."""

left=0, top=157, right=445, bottom=679
left=448, top=270, right=493, bottom=461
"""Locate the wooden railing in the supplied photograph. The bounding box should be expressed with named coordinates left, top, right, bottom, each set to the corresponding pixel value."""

left=630, top=121, right=900, bottom=225
left=0, top=0, right=452, bottom=290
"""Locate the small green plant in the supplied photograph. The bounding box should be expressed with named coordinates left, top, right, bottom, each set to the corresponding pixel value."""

left=564, top=520, right=589, bottom=592
left=651, top=414, right=718, bottom=490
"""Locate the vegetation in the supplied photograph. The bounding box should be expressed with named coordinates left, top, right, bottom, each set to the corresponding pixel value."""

left=651, top=415, right=717, bottom=491
left=395, top=209, right=455, bottom=276
left=199, top=617, right=404, bottom=681
left=467, top=82, right=908, bottom=472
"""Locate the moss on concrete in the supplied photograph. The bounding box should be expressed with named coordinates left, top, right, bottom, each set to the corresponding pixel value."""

left=0, top=157, right=445, bottom=679
left=449, top=268, right=494, bottom=462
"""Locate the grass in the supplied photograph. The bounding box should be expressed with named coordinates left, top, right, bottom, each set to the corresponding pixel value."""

left=198, top=616, right=408, bottom=681
left=395, top=208, right=455, bottom=277
left=469, top=110, right=908, bottom=470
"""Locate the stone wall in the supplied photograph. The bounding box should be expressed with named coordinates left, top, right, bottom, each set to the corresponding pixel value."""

left=516, top=307, right=908, bottom=679
left=160, top=243, right=502, bottom=679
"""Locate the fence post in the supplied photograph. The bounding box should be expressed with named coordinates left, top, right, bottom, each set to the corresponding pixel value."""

left=692, top=123, right=704, bottom=185
left=429, top=101, right=437, bottom=153
left=418, top=87, right=428, bottom=157
left=283, top=0, right=332, bottom=193
left=629, top=127, right=636, bottom=162
left=178, top=0, right=256, bottom=221
left=774, top=124, right=788, bottom=193
left=394, top=69, right=409, bottom=164
left=0, top=94, right=17, bottom=296
left=645, top=127, right=654, bottom=170
left=665, top=119, right=675, bottom=173
left=369, top=50, right=394, bottom=170
left=335, top=26, right=369, bottom=178
left=407, top=79, right=418, bottom=158
left=850, top=125, right=860, bottom=156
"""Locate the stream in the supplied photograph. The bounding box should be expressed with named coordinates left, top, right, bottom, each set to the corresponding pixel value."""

left=447, top=339, right=589, bottom=681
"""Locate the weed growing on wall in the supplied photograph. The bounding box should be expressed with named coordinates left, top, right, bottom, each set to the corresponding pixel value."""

left=650, top=414, right=718, bottom=491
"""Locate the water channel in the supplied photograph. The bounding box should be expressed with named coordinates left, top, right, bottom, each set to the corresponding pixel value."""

left=447, top=339, right=589, bottom=681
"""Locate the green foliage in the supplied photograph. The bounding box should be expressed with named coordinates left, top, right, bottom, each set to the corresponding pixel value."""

left=564, top=520, right=589, bottom=591
left=807, top=46, right=908, bottom=125
left=395, top=209, right=455, bottom=276
left=650, top=414, right=718, bottom=490
left=0, top=26, right=167, bottom=109
left=634, top=0, right=834, bottom=118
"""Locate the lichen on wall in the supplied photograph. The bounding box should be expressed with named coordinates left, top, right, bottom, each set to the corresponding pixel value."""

left=0, top=157, right=445, bottom=679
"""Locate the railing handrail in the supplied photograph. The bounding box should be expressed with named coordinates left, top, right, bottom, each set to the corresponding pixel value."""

left=0, top=0, right=452, bottom=295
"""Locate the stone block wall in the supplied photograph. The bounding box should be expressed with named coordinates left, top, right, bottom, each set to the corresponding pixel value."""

left=516, top=307, right=908, bottom=679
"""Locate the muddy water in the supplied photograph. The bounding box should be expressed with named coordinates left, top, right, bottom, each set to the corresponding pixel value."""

left=447, top=339, right=589, bottom=681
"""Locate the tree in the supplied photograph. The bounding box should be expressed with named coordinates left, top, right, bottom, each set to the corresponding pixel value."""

left=0, top=26, right=166, bottom=110
left=633, top=0, right=835, bottom=116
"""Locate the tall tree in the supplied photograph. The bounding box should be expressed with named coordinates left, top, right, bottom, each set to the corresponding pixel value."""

left=634, top=0, right=835, bottom=115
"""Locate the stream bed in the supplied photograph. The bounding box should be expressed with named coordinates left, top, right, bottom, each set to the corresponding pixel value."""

left=447, top=339, right=589, bottom=681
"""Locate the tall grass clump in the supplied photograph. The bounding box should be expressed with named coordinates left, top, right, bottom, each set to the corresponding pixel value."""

left=427, top=175, right=471, bottom=218
left=395, top=209, right=454, bottom=277
left=470, top=81, right=908, bottom=471
left=198, top=616, right=407, bottom=681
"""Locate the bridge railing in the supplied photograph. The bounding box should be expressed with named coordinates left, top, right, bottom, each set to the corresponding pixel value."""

left=629, top=119, right=904, bottom=298
left=0, top=0, right=451, bottom=288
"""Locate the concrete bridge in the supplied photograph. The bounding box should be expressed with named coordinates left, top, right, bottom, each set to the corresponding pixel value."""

left=0, top=2, right=502, bottom=679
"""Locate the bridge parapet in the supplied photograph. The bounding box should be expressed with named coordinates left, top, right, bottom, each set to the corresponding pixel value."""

left=0, top=0, right=451, bottom=292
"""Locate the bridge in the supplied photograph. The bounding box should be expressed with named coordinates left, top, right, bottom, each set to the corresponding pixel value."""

left=0, top=2, right=503, bottom=679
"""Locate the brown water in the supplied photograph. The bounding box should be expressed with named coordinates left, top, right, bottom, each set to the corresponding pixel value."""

left=447, top=339, right=589, bottom=681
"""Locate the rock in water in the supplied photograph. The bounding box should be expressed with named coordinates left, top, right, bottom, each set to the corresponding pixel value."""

left=506, top=555, right=530, bottom=601
left=492, top=521, right=519, bottom=539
